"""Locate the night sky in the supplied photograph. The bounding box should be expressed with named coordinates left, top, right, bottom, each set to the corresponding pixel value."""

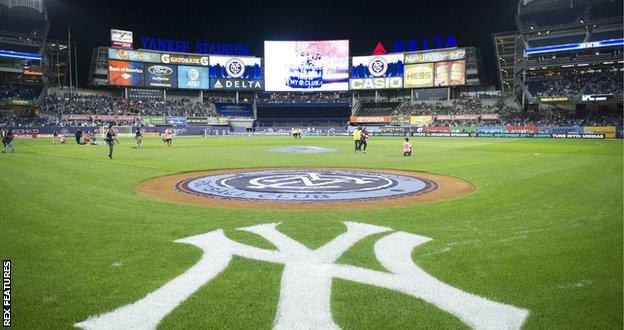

left=45, top=0, right=518, bottom=87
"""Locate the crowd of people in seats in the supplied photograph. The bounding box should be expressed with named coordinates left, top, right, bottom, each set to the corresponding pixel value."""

left=0, top=84, right=43, bottom=101
left=256, top=92, right=351, bottom=104
left=392, top=99, right=514, bottom=116
left=43, top=95, right=218, bottom=118
left=534, top=70, right=624, bottom=97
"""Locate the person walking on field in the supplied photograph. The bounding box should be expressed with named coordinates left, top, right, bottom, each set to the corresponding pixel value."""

left=360, top=126, right=369, bottom=153
left=135, top=128, right=143, bottom=150
left=402, top=138, right=412, bottom=156
left=3, top=129, right=15, bottom=153
left=163, top=128, right=173, bottom=148
left=105, top=125, right=118, bottom=159
left=353, top=127, right=361, bottom=153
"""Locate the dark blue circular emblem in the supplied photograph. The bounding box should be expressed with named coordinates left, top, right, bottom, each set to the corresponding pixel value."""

left=176, top=169, right=437, bottom=202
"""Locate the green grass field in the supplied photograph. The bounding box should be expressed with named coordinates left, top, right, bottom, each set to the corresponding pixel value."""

left=1, top=135, right=622, bottom=329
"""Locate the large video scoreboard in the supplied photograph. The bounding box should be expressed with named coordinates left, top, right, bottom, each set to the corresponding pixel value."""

left=107, top=48, right=261, bottom=91
left=106, top=45, right=467, bottom=91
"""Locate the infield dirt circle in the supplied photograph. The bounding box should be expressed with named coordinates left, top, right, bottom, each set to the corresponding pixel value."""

left=135, top=168, right=476, bottom=210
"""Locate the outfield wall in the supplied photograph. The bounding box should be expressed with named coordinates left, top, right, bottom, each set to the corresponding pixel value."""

left=8, top=125, right=619, bottom=139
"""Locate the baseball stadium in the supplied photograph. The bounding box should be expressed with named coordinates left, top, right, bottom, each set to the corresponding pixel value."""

left=0, top=0, right=622, bottom=329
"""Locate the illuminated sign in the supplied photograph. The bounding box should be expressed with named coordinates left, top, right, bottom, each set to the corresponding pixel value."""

left=108, top=48, right=161, bottom=63
left=526, top=38, right=624, bottom=55
left=111, top=29, right=133, bottom=48
left=539, top=96, right=569, bottom=102
left=264, top=40, right=349, bottom=92
left=582, top=94, right=613, bottom=101
left=160, top=53, right=209, bottom=66
left=0, top=50, right=41, bottom=61
left=209, top=56, right=263, bottom=90
left=108, top=60, right=144, bottom=86
left=404, top=48, right=466, bottom=64
left=404, top=63, right=434, bottom=88
left=177, top=66, right=209, bottom=90
left=23, top=69, right=43, bottom=76
left=139, top=37, right=250, bottom=56
left=373, top=36, right=458, bottom=53
left=350, top=54, right=404, bottom=90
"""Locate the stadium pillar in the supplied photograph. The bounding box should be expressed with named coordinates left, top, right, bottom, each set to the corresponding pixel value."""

left=410, top=89, right=414, bottom=102
left=236, top=91, right=239, bottom=103
left=375, top=90, right=379, bottom=102
left=124, top=88, right=128, bottom=100
left=199, top=90, right=203, bottom=101
left=164, top=89, right=167, bottom=101
left=67, top=26, right=73, bottom=98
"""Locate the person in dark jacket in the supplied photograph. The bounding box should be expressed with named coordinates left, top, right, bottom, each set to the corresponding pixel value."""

left=105, top=125, right=118, bottom=159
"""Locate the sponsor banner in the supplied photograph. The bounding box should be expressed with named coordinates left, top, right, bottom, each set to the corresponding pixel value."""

left=108, top=60, right=144, bottom=86
left=506, top=125, right=539, bottom=133
left=139, top=126, right=229, bottom=135
left=187, top=117, right=207, bottom=125
left=108, top=48, right=161, bottom=63
left=413, top=87, right=448, bottom=100
left=450, top=125, right=477, bottom=133
left=478, top=133, right=604, bottom=139
left=390, top=116, right=411, bottom=125
left=424, top=126, right=450, bottom=133
left=350, top=54, right=404, bottom=90
left=404, top=63, right=434, bottom=88
left=349, top=116, right=391, bottom=124
left=10, top=126, right=100, bottom=137
left=206, top=117, right=230, bottom=125
left=186, top=117, right=228, bottom=126
left=23, top=69, right=43, bottom=76
left=550, top=133, right=604, bottom=139
left=436, top=114, right=479, bottom=120
left=434, top=60, right=465, bottom=86
left=349, top=77, right=403, bottom=90
left=161, top=53, right=209, bottom=66
left=3, top=99, right=34, bottom=105
left=538, top=126, right=583, bottom=134
left=409, top=115, right=434, bottom=126
left=209, top=55, right=263, bottom=90
left=143, top=64, right=178, bottom=88
left=111, top=29, right=133, bottom=48
left=177, top=65, right=209, bottom=89
left=404, top=48, right=467, bottom=64
left=539, top=96, right=568, bottom=102
left=214, top=103, right=253, bottom=117
left=480, top=114, right=499, bottom=120
left=142, top=116, right=165, bottom=125
left=477, top=126, right=506, bottom=133
left=164, top=116, right=187, bottom=126
left=63, top=114, right=139, bottom=121
left=264, top=40, right=349, bottom=91
left=582, top=94, right=613, bottom=102
left=584, top=126, right=616, bottom=138
left=127, top=88, right=165, bottom=100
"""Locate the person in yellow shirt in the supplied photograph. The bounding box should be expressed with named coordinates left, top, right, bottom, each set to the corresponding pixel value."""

left=353, top=127, right=361, bottom=153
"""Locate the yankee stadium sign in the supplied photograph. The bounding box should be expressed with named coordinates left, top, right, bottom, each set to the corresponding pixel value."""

left=139, top=36, right=250, bottom=55
left=175, top=169, right=437, bottom=201
left=76, top=221, right=529, bottom=329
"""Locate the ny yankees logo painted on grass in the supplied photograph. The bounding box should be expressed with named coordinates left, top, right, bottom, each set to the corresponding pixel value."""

left=76, top=222, right=528, bottom=330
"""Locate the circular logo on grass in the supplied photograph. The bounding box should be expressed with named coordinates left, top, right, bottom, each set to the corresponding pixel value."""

left=176, top=169, right=437, bottom=202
